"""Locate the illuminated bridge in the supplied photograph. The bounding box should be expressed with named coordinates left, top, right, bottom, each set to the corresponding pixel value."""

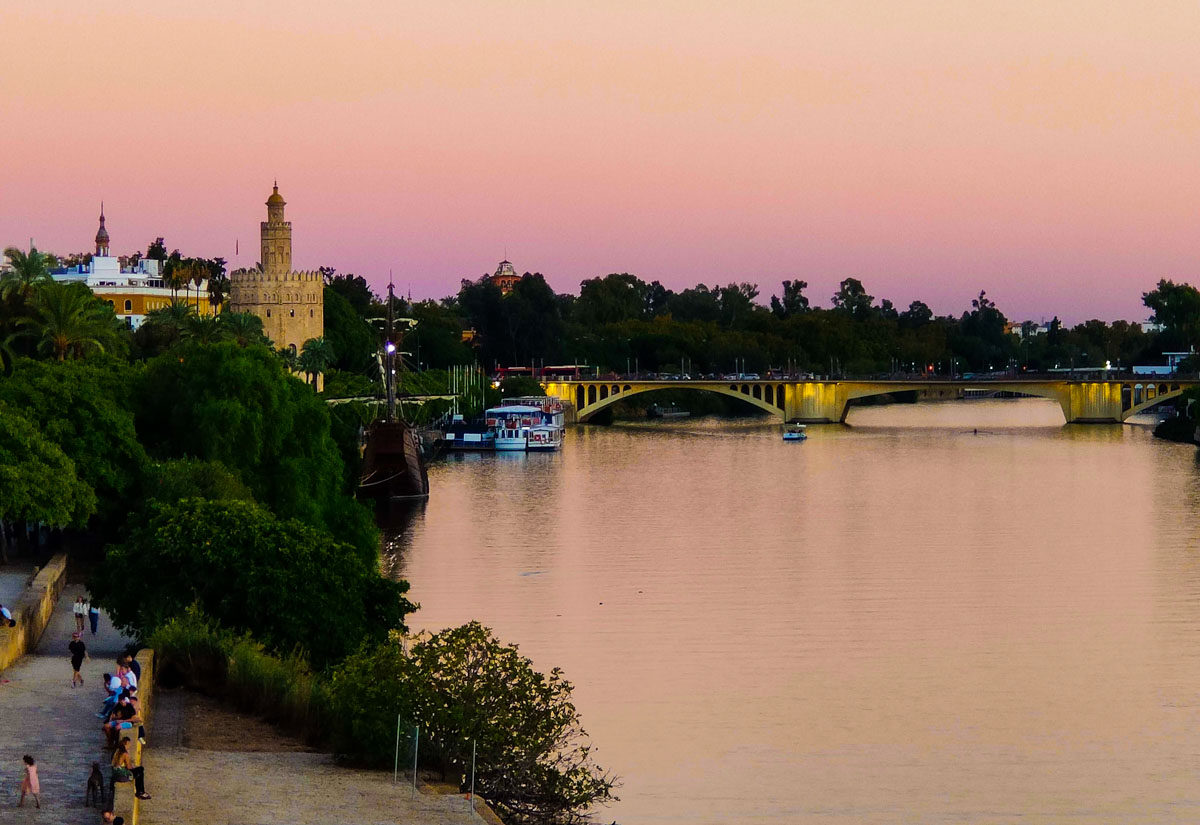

left=542, top=378, right=1200, bottom=424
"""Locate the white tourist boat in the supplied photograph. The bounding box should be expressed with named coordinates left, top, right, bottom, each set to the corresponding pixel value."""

left=783, top=423, right=807, bottom=441
left=486, top=397, right=566, bottom=452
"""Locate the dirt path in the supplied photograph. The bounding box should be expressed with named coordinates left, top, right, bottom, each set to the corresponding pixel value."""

left=140, top=689, right=485, bottom=825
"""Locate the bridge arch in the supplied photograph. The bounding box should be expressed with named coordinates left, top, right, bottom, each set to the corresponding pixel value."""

left=554, top=381, right=786, bottom=422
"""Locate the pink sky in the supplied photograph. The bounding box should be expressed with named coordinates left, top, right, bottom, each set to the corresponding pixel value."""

left=2, top=1, right=1198, bottom=323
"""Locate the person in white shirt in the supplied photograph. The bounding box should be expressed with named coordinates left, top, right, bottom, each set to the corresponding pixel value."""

left=73, top=597, right=88, bottom=632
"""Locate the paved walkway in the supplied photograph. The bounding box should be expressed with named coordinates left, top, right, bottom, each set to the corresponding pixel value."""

left=0, top=583, right=132, bottom=823
left=0, top=563, right=35, bottom=608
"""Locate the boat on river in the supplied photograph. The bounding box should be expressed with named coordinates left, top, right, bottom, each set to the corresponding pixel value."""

left=486, top=397, right=566, bottom=452
left=783, top=423, right=808, bottom=441
left=358, top=283, right=430, bottom=500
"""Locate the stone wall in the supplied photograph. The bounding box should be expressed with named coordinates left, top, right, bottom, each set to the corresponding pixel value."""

left=0, top=553, right=68, bottom=672
left=112, top=648, right=155, bottom=825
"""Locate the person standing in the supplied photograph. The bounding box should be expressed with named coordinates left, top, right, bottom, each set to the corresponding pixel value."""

left=73, top=596, right=87, bottom=632
left=89, top=600, right=100, bottom=636
left=18, top=754, right=40, bottom=808
left=69, top=632, right=88, bottom=687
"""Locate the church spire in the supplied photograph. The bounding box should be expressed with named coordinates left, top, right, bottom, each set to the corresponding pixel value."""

left=94, top=202, right=110, bottom=257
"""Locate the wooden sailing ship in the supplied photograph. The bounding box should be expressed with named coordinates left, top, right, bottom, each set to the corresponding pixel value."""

left=358, top=283, right=430, bottom=501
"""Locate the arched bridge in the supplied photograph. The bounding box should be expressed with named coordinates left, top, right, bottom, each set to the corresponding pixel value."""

left=542, top=378, right=1199, bottom=424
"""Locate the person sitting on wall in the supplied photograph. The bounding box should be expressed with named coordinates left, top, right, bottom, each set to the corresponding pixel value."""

left=97, top=673, right=123, bottom=719
left=103, top=694, right=142, bottom=747
left=0, top=603, right=14, bottom=626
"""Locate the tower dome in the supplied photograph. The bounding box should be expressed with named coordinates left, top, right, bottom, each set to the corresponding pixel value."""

left=94, top=204, right=110, bottom=256
left=266, top=181, right=286, bottom=207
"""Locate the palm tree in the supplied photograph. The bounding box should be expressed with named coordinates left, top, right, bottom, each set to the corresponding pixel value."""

left=0, top=331, right=21, bottom=375
left=218, top=311, right=268, bottom=347
left=191, top=261, right=208, bottom=312
left=163, top=259, right=187, bottom=303
left=181, top=314, right=228, bottom=345
left=276, top=345, right=299, bottom=371
left=26, top=282, right=115, bottom=361
left=299, top=336, right=335, bottom=386
left=207, top=273, right=230, bottom=315
left=1, top=245, right=55, bottom=301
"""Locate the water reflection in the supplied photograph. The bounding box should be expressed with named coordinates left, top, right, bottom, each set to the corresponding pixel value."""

left=388, top=400, right=1200, bottom=824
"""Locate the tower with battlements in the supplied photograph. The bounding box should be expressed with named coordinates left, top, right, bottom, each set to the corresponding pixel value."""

left=229, top=183, right=324, bottom=359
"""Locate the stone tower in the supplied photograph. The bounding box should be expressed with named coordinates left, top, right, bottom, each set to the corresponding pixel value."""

left=229, top=183, right=324, bottom=362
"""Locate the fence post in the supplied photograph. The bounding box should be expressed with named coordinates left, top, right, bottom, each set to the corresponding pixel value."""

left=412, top=725, right=420, bottom=799
left=393, top=714, right=401, bottom=784
left=469, top=738, right=476, bottom=809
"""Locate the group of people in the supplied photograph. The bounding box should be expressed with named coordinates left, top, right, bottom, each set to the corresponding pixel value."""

left=18, top=596, right=152, bottom=814
left=96, top=648, right=151, bottom=802
left=73, top=595, right=101, bottom=636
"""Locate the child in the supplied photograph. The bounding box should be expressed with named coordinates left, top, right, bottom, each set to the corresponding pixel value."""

left=19, top=754, right=40, bottom=808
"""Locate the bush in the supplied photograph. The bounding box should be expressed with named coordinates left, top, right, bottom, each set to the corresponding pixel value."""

left=327, top=636, right=418, bottom=763
left=330, top=623, right=617, bottom=824
left=92, top=498, right=414, bottom=668
left=150, top=608, right=335, bottom=742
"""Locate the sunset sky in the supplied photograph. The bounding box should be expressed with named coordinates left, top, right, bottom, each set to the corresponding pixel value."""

left=2, top=1, right=1197, bottom=322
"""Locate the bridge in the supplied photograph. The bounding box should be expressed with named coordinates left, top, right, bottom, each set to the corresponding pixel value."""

left=542, top=378, right=1200, bottom=424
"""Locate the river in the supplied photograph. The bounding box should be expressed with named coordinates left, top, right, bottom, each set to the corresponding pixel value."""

left=385, top=399, right=1200, bottom=824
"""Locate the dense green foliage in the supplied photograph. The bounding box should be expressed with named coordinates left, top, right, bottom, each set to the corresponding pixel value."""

left=323, top=286, right=376, bottom=374
left=133, top=341, right=378, bottom=557
left=0, top=400, right=95, bottom=530
left=140, top=459, right=256, bottom=507
left=0, top=358, right=146, bottom=526
left=332, top=622, right=616, bottom=824
left=92, top=499, right=414, bottom=667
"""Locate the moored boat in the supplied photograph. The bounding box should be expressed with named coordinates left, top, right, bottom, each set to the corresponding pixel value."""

left=357, top=282, right=430, bottom=500
left=486, top=397, right=566, bottom=452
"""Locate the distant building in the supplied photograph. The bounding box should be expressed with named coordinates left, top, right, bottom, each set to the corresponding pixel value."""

left=488, top=260, right=521, bottom=295
left=228, top=183, right=324, bottom=358
left=1139, top=318, right=1166, bottom=334
left=1133, top=350, right=1194, bottom=376
left=51, top=206, right=211, bottom=329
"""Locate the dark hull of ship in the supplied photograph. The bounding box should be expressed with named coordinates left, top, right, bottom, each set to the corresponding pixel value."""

left=359, top=420, right=430, bottom=501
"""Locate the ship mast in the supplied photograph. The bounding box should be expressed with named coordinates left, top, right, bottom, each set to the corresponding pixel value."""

left=385, top=280, right=397, bottom=423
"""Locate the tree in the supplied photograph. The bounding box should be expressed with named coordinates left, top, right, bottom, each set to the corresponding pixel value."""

left=299, top=336, right=336, bottom=385
left=831, top=278, right=874, bottom=320
left=133, top=341, right=376, bottom=554
left=899, top=300, right=933, bottom=329
left=330, top=623, right=616, bottom=824
left=90, top=498, right=413, bottom=667
left=146, top=238, right=168, bottom=263
left=322, top=287, right=376, bottom=373
left=136, top=301, right=196, bottom=355
left=770, top=279, right=809, bottom=319
left=1, top=245, right=56, bottom=301
left=25, top=281, right=125, bottom=361
left=0, top=358, right=146, bottom=529
left=217, top=311, right=269, bottom=347
left=181, top=314, right=228, bottom=345
left=1143, top=279, right=1200, bottom=347
left=0, top=401, right=95, bottom=561
left=574, top=274, right=649, bottom=325
left=408, top=622, right=616, bottom=824
left=326, top=273, right=376, bottom=317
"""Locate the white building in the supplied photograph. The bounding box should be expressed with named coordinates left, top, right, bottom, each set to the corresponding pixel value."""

left=51, top=206, right=211, bottom=329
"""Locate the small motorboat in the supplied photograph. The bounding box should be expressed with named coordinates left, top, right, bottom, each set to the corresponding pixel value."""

left=783, top=423, right=807, bottom=441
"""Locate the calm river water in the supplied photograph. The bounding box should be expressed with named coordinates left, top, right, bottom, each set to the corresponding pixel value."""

left=386, top=399, right=1200, bottom=824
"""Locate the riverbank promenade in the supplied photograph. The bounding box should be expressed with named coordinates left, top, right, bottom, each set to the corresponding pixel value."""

left=0, top=576, right=131, bottom=823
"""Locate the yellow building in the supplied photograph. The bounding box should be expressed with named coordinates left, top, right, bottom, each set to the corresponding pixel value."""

left=228, top=183, right=324, bottom=357
left=52, top=206, right=214, bottom=328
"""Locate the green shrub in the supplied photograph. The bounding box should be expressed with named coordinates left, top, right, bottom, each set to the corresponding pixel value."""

left=327, top=637, right=418, bottom=763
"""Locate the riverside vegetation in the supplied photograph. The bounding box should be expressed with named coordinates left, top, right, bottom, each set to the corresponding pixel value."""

left=0, top=246, right=615, bottom=824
